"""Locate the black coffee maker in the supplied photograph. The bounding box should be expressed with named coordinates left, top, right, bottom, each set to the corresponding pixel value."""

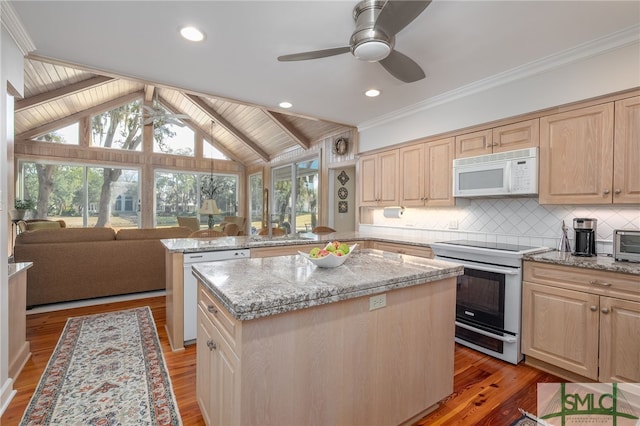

left=573, top=218, right=597, bottom=257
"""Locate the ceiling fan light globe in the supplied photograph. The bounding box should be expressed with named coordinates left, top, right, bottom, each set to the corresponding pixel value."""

left=353, top=40, right=391, bottom=62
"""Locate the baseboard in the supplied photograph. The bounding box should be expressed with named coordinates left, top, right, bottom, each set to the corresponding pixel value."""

left=0, top=378, right=17, bottom=418
left=26, top=290, right=166, bottom=315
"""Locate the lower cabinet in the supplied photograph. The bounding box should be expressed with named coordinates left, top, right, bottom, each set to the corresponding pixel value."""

left=522, top=261, right=640, bottom=383
left=197, top=300, right=240, bottom=426
left=371, top=241, right=433, bottom=258
left=196, top=278, right=456, bottom=425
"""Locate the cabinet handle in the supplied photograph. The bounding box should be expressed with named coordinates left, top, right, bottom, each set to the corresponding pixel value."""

left=601, top=307, right=610, bottom=314
left=603, top=189, right=610, bottom=195
left=207, top=305, right=218, bottom=314
left=590, top=305, right=598, bottom=312
left=614, top=188, right=621, bottom=194
left=207, top=339, right=217, bottom=351
left=589, top=280, right=611, bottom=287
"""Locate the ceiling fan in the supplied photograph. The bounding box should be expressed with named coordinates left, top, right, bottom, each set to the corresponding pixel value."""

left=278, top=0, right=431, bottom=83
left=140, top=96, right=190, bottom=127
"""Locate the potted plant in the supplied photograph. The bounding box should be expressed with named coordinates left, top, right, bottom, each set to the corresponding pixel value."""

left=11, top=199, right=35, bottom=220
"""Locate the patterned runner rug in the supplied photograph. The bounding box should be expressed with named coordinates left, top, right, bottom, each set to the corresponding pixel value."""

left=20, top=307, right=182, bottom=425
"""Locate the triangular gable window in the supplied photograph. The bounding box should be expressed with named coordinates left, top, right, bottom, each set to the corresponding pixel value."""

left=204, top=137, right=229, bottom=160
left=91, top=99, right=143, bottom=151
left=35, top=123, right=79, bottom=145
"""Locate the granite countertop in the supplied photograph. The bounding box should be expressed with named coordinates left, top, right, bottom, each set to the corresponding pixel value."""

left=524, top=250, right=640, bottom=275
left=162, top=231, right=435, bottom=253
left=192, top=249, right=463, bottom=321
left=8, top=262, right=33, bottom=279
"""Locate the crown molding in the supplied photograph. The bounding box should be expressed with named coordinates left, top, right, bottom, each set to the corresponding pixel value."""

left=359, top=24, right=640, bottom=132
left=0, top=1, right=36, bottom=55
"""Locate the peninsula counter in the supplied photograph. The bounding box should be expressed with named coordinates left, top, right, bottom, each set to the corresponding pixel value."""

left=192, top=249, right=463, bottom=426
left=162, top=232, right=436, bottom=350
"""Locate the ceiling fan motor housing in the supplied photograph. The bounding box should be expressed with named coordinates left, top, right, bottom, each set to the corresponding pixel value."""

left=351, top=0, right=394, bottom=62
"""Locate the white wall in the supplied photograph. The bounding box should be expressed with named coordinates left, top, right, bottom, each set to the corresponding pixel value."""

left=0, top=23, right=26, bottom=415
left=358, top=38, right=640, bottom=152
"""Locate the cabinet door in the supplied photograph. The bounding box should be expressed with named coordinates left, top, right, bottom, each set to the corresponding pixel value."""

left=196, top=307, right=215, bottom=425
left=399, top=144, right=425, bottom=206
left=492, top=119, right=539, bottom=153
left=613, top=96, right=640, bottom=203
left=378, top=150, right=399, bottom=205
left=424, top=137, right=455, bottom=206
left=197, top=306, right=240, bottom=426
left=454, top=129, right=492, bottom=158
left=359, top=154, right=379, bottom=205
left=539, top=103, right=614, bottom=204
left=522, top=282, right=599, bottom=379
left=599, top=297, right=640, bottom=383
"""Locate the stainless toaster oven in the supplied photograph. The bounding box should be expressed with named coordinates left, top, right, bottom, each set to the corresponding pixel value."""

left=613, top=229, right=640, bottom=262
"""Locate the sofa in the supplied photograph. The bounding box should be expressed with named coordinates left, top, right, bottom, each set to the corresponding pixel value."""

left=14, top=226, right=192, bottom=307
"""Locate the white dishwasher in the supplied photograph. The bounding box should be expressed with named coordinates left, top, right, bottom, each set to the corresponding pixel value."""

left=183, top=249, right=250, bottom=343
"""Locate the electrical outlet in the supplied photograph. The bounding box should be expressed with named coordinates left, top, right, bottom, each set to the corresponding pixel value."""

left=448, top=219, right=458, bottom=229
left=369, top=294, right=386, bottom=311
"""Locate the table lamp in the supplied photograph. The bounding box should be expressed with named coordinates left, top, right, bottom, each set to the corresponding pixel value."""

left=199, top=199, right=220, bottom=229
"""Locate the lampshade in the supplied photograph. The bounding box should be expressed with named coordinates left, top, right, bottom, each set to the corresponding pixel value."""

left=199, top=199, right=220, bottom=215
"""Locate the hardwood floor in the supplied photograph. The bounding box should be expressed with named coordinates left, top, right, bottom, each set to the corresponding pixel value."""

left=1, top=296, right=559, bottom=426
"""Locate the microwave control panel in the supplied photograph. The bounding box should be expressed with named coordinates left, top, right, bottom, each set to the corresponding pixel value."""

left=510, top=158, right=537, bottom=193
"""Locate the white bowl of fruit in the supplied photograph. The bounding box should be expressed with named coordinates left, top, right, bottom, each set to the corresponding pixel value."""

left=298, top=241, right=358, bottom=268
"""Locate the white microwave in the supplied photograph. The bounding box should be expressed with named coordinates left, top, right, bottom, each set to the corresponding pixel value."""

left=453, top=148, right=538, bottom=197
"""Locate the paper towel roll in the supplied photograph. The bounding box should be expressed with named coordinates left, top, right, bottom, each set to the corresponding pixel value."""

left=383, top=206, right=404, bottom=218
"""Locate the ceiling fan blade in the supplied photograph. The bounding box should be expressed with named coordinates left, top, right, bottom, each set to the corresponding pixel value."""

left=375, top=0, right=431, bottom=38
left=278, top=46, right=350, bottom=62
left=379, top=50, right=425, bottom=83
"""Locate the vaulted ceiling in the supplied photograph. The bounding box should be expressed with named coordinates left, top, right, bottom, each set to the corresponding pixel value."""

left=15, top=58, right=353, bottom=166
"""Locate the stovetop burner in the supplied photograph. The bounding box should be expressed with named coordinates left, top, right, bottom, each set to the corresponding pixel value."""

left=436, top=239, right=540, bottom=253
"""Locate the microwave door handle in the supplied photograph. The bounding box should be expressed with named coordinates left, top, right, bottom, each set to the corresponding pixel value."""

left=455, top=321, right=518, bottom=343
left=504, top=161, right=512, bottom=193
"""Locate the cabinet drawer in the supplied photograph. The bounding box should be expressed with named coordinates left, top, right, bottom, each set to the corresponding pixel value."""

left=198, top=283, right=241, bottom=352
left=524, top=261, right=640, bottom=301
left=372, top=241, right=433, bottom=258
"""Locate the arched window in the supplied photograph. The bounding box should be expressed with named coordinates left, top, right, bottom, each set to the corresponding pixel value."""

left=115, top=195, right=122, bottom=211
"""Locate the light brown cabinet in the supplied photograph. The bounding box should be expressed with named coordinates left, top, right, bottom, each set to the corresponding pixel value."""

left=359, top=149, right=399, bottom=206
left=400, top=137, right=454, bottom=207
left=613, top=96, right=640, bottom=203
left=196, top=278, right=456, bottom=425
left=538, top=100, right=639, bottom=204
left=371, top=241, right=433, bottom=258
left=196, top=285, right=240, bottom=426
left=522, top=261, right=640, bottom=383
left=454, top=119, right=539, bottom=158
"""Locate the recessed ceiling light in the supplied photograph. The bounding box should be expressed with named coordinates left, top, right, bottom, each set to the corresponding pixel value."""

left=279, top=101, right=293, bottom=109
left=365, top=89, right=381, bottom=97
left=180, top=26, right=205, bottom=42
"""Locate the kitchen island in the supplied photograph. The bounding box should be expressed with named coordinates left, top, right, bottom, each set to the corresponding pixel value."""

left=192, top=249, right=462, bottom=426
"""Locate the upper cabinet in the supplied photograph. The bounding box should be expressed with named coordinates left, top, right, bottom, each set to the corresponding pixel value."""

left=400, top=137, right=455, bottom=207
left=359, top=149, right=399, bottom=206
left=613, top=96, right=640, bottom=203
left=455, top=119, right=539, bottom=158
left=539, top=100, right=639, bottom=205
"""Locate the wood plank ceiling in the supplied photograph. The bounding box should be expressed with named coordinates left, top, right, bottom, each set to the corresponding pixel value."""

left=15, top=57, right=354, bottom=166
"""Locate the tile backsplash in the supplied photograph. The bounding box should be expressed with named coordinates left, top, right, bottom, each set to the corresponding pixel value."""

left=361, top=198, right=640, bottom=254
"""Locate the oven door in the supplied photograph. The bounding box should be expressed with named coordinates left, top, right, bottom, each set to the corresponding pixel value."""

left=436, top=256, right=523, bottom=364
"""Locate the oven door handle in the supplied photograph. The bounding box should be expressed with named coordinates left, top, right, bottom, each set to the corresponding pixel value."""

left=455, top=321, right=518, bottom=343
left=435, top=256, right=520, bottom=275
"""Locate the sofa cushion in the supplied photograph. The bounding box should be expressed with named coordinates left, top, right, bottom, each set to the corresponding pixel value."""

left=16, top=227, right=116, bottom=244
left=116, top=226, right=191, bottom=240
left=26, top=221, right=62, bottom=231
